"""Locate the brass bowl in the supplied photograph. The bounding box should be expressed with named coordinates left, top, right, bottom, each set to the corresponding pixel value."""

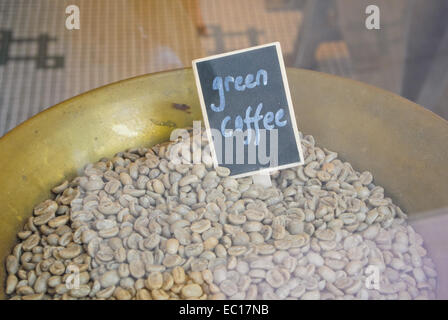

left=1, top=68, right=447, bottom=299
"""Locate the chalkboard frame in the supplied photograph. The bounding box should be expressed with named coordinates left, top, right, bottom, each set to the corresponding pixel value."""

left=192, top=42, right=304, bottom=178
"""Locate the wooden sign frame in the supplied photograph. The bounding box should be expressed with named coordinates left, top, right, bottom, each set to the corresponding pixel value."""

left=192, top=42, right=304, bottom=178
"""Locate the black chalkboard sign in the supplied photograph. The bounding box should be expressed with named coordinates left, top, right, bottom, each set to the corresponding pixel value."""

left=192, top=42, right=304, bottom=178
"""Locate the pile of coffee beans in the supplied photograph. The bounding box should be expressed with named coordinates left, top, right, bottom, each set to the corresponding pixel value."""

left=4, top=130, right=437, bottom=299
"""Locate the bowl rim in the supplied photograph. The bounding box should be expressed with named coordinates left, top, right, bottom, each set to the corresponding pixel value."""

left=1, top=67, right=447, bottom=143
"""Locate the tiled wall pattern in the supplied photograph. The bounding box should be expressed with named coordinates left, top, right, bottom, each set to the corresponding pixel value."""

left=0, top=0, right=66, bottom=135
left=0, top=0, right=303, bottom=136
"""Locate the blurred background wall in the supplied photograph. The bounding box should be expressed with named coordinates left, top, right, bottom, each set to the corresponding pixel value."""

left=0, top=0, right=447, bottom=136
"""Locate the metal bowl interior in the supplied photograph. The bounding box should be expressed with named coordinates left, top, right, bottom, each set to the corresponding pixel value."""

left=0, top=68, right=447, bottom=299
